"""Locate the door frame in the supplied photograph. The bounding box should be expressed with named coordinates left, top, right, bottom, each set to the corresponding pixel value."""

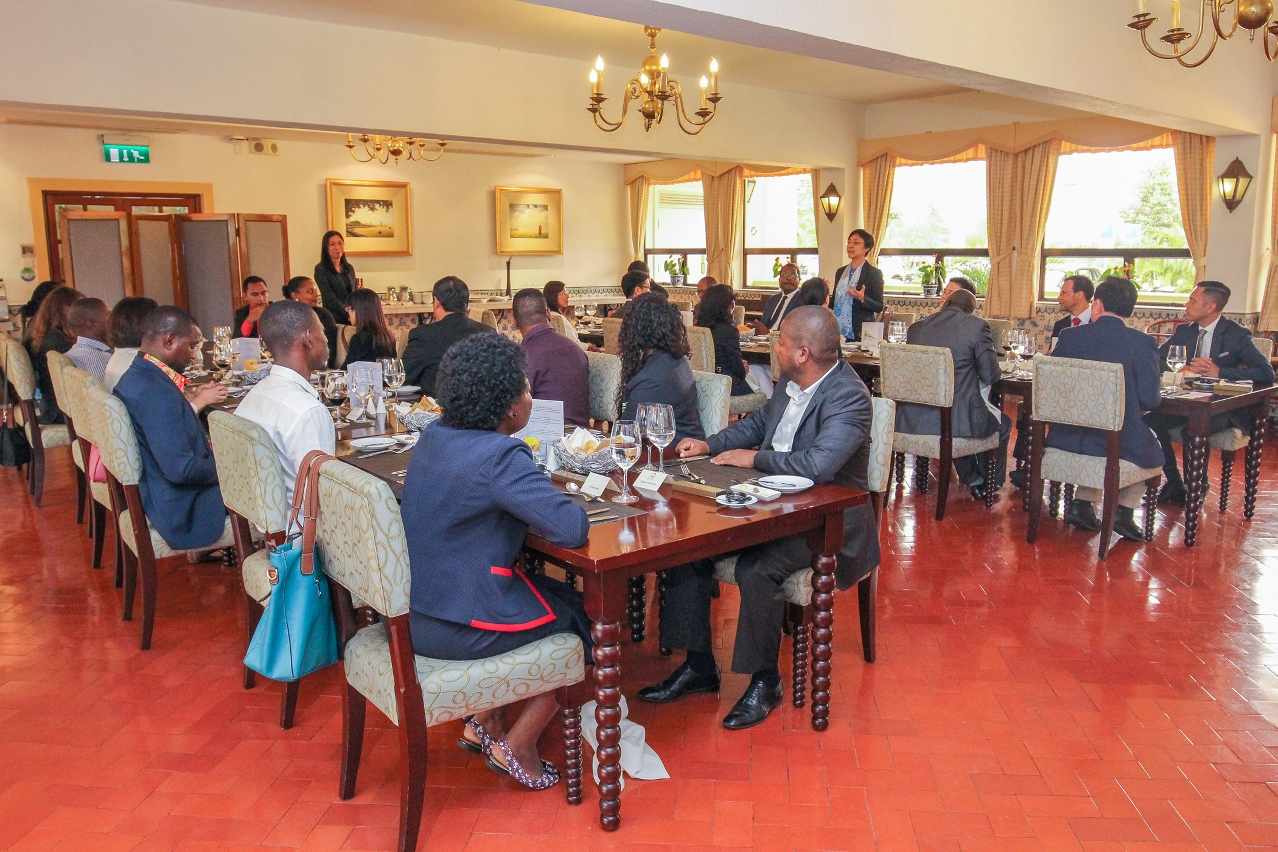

left=58, top=210, right=136, bottom=298
left=129, top=214, right=183, bottom=309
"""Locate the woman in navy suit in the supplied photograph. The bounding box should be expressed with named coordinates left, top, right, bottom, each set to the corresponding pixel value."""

left=402, top=333, right=590, bottom=791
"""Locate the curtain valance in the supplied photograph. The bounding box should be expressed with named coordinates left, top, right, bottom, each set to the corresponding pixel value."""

left=624, top=159, right=801, bottom=185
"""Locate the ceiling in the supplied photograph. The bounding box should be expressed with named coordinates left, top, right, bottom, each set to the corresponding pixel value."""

left=180, top=0, right=969, bottom=105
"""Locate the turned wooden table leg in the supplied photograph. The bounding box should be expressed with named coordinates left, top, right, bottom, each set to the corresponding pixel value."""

left=1245, top=412, right=1265, bottom=519
left=1022, top=419, right=1035, bottom=512
left=1048, top=481, right=1061, bottom=517
left=657, top=571, right=671, bottom=656
left=1219, top=450, right=1234, bottom=512
left=1183, top=432, right=1208, bottom=547
left=562, top=701, right=583, bottom=805
left=627, top=575, right=646, bottom=642
left=809, top=552, right=836, bottom=732
left=915, top=456, right=930, bottom=493
left=592, top=617, right=622, bottom=831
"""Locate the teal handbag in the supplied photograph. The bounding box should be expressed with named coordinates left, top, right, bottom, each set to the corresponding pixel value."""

left=244, top=450, right=340, bottom=681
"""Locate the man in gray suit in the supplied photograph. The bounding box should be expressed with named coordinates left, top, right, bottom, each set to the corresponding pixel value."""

left=638, top=307, right=879, bottom=730
left=898, top=288, right=1010, bottom=498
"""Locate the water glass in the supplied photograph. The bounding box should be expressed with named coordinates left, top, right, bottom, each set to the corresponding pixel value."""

left=636, top=403, right=656, bottom=470
left=646, top=404, right=676, bottom=474
left=1166, top=345, right=1188, bottom=373
left=610, top=421, right=641, bottom=505
left=351, top=368, right=375, bottom=423
left=213, top=326, right=231, bottom=347
left=887, top=321, right=907, bottom=344
left=585, top=304, right=597, bottom=319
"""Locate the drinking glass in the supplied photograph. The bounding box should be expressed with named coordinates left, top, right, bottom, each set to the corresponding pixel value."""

left=381, top=358, right=405, bottom=431
left=1005, top=329, right=1024, bottom=376
left=646, top=404, right=676, bottom=474
left=1166, top=345, right=1187, bottom=374
left=324, top=371, right=347, bottom=420
left=213, top=326, right=231, bottom=347
left=573, top=304, right=584, bottom=323
left=610, top=421, right=641, bottom=505
left=351, top=369, right=375, bottom=423
left=636, top=403, right=656, bottom=470
left=1014, top=330, right=1034, bottom=376
left=585, top=304, right=597, bottom=319
left=887, top=321, right=907, bottom=344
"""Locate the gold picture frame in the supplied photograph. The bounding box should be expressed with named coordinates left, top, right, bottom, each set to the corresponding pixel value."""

left=326, top=179, right=412, bottom=256
left=494, top=186, right=563, bottom=255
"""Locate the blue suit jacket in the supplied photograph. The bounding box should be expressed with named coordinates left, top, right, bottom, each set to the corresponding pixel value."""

left=113, top=357, right=226, bottom=550
left=402, top=425, right=589, bottom=632
left=1044, top=315, right=1164, bottom=470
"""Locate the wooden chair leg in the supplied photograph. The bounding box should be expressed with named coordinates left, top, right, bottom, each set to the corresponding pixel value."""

left=1144, top=479, right=1159, bottom=542
left=113, top=526, right=124, bottom=589
left=935, top=457, right=952, bottom=521
left=1063, top=483, right=1075, bottom=506
left=561, top=694, right=583, bottom=806
left=139, top=553, right=159, bottom=650
left=30, top=447, right=45, bottom=507
left=893, top=452, right=905, bottom=488
left=628, top=575, right=646, bottom=642
left=91, top=502, right=107, bottom=570
left=280, top=680, right=300, bottom=730
left=75, top=467, right=86, bottom=525
left=1026, top=425, right=1046, bottom=544
left=1098, top=488, right=1118, bottom=561
left=789, top=602, right=808, bottom=707
left=1219, top=449, right=1234, bottom=512
left=915, top=456, right=929, bottom=493
left=857, top=568, right=878, bottom=663
left=244, top=594, right=262, bottom=690
left=396, top=713, right=428, bottom=852
left=984, top=450, right=996, bottom=509
left=1048, top=482, right=1061, bottom=518
left=122, top=549, right=138, bottom=621
left=339, top=682, right=366, bottom=800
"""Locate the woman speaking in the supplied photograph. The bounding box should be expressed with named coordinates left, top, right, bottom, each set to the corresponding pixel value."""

left=314, top=230, right=357, bottom=323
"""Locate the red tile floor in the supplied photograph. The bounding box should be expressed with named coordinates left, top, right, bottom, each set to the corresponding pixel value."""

left=2, top=449, right=1277, bottom=852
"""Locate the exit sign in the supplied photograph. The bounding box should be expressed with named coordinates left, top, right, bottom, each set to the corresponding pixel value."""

left=104, top=143, right=150, bottom=164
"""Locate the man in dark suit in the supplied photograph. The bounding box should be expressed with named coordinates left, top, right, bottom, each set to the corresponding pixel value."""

left=640, top=306, right=878, bottom=730
left=829, top=229, right=884, bottom=342
left=1050, top=274, right=1094, bottom=348
left=1048, top=277, right=1163, bottom=541
left=900, top=288, right=1010, bottom=498
left=1145, top=281, right=1275, bottom=504
left=610, top=270, right=651, bottom=321
left=402, top=276, right=493, bottom=395
left=113, top=306, right=226, bottom=551
left=232, top=276, right=270, bottom=339
left=750, top=263, right=802, bottom=335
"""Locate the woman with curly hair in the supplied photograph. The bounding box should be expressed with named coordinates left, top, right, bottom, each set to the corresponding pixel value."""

left=400, top=332, right=591, bottom=791
left=618, top=292, right=704, bottom=442
left=26, top=284, right=81, bottom=424
left=695, top=283, right=752, bottom=396
left=341, top=288, right=397, bottom=367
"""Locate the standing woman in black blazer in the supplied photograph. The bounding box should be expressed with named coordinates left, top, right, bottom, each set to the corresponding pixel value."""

left=618, top=293, right=705, bottom=442
left=314, top=230, right=357, bottom=323
left=830, top=229, right=885, bottom=341
left=695, top=283, right=752, bottom=396
left=283, top=276, right=338, bottom=368
left=341, top=288, right=397, bottom=367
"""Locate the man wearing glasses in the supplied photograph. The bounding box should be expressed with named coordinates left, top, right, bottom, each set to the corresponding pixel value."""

left=751, top=263, right=802, bottom=336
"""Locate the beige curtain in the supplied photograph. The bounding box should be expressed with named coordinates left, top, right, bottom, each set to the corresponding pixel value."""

left=985, top=139, right=1062, bottom=319
left=1171, top=131, right=1216, bottom=283
left=628, top=176, right=650, bottom=262
left=703, top=167, right=744, bottom=287
left=860, top=154, right=897, bottom=264
left=810, top=168, right=822, bottom=252
left=1258, top=149, right=1278, bottom=331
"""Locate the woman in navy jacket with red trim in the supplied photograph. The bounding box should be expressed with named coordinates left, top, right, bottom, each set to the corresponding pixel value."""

left=402, top=332, right=590, bottom=790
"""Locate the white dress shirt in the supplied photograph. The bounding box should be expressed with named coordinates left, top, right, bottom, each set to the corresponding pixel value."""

left=1196, top=316, right=1220, bottom=359
left=769, top=362, right=840, bottom=453
left=103, top=348, right=137, bottom=393
left=766, top=289, right=798, bottom=328
left=234, top=365, right=336, bottom=504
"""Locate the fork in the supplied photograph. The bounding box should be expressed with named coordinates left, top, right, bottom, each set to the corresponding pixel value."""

left=679, top=462, right=707, bottom=484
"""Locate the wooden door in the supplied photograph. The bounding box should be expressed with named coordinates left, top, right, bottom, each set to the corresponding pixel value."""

left=175, top=214, right=239, bottom=335
left=130, top=214, right=181, bottom=308
left=235, top=214, right=290, bottom=308
left=58, top=211, right=134, bottom=305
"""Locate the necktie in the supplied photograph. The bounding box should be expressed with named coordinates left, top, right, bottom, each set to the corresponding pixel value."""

left=1196, top=328, right=1208, bottom=359
left=1071, top=317, right=1080, bottom=327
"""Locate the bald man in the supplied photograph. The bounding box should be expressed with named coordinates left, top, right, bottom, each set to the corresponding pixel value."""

left=640, top=306, right=880, bottom=730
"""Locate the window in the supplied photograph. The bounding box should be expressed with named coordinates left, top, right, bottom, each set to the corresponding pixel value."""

left=645, top=181, right=707, bottom=282
left=880, top=160, right=989, bottom=295
left=742, top=173, right=817, bottom=288
left=1041, top=147, right=1192, bottom=304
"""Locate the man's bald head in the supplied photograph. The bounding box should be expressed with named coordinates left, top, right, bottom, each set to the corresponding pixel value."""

left=779, top=306, right=841, bottom=367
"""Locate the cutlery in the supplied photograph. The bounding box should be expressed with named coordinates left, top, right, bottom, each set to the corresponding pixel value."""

left=354, top=448, right=395, bottom=459
left=565, top=482, right=602, bottom=502
left=589, top=514, right=619, bottom=523
left=679, top=462, right=707, bottom=484
left=586, top=508, right=613, bottom=516
left=392, top=442, right=416, bottom=453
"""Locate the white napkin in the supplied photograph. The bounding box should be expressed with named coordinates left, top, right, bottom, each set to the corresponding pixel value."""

left=579, top=696, right=669, bottom=789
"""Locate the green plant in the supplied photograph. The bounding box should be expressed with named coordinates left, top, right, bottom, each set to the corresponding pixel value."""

left=917, top=255, right=946, bottom=293
left=771, top=256, right=784, bottom=278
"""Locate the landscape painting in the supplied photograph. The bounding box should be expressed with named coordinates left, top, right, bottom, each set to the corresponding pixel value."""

left=508, top=203, right=550, bottom=239
left=495, top=187, right=562, bottom=255
left=344, top=198, right=395, bottom=239
left=326, top=179, right=411, bottom=255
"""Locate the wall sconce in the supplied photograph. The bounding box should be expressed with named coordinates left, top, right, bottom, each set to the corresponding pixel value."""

left=1217, top=157, right=1253, bottom=212
left=819, top=183, right=842, bottom=221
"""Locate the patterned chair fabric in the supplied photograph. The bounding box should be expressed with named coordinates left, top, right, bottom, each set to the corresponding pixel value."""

left=117, top=509, right=236, bottom=559
left=601, top=318, right=623, bottom=355
left=82, top=384, right=143, bottom=486
left=3, top=338, right=36, bottom=401
left=242, top=549, right=273, bottom=603
left=986, top=319, right=1013, bottom=353
left=879, top=343, right=955, bottom=408
left=395, top=326, right=412, bottom=358
left=1032, top=356, right=1124, bottom=431
left=729, top=390, right=768, bottom=416
left=685, top=326, right=714, bottom=373
left=671, top=299, right=693, bottom=313
left=692, top=370, right=730, bottom=436
left=468, top=308, right=498, bottom=330
left=343, top=623, right=585, bottom=727
left=712, top=554, right=815, bottom=607
left=207, top=411, right=290, bottom=535
left=867, top=397, right=896, bottom=493
left=892, top=431, right=999, bottom=461
left=45, top=350, right=72, bottom=418
left=1253, top=337, right=1274, bottom=361
left=548, top=311, right=577, bottom=339
left=336, top=325, right=357, bottom=367
left=1039, top=448, right=1162, bottom=492
left=769, top=330, right=781, bottom=382
left=880, top=311, right=917, bottom=327
left=586, top=351, right=621, bottom=424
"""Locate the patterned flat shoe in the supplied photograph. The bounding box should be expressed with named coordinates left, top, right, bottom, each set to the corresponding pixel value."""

left=493, top=738, right=561, bottom=791
left=457, top=717, right=495, bottom=756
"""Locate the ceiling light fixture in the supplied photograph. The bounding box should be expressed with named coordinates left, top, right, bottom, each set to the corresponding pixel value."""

left=1128, top=0, right=1277, bottom=66
left=346, top=133, right=446, bottom=165
left=588, top=26, right=722, bottom=135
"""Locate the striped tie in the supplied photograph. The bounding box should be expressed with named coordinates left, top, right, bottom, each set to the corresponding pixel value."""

left=1195, top=328, right=1208, bottom=359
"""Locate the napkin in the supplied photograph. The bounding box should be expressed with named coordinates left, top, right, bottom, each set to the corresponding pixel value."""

left=580, top=696, right=669, bottom=789
left=564, top=426, right=609, bottom=454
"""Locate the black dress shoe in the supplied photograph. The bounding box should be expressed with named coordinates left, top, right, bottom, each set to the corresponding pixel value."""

left=637, top=662, right=720, bottom=704
left=1158, top=481, right=1186, bottom=505
left=1063, top=499, right=1101, bottom=531
left=721, top=678, right=783, bottom=730
left=1113, top=507, right=1145, bottom=542
left=969, top=483, right=985, bottom=501
left=1008, top=469, right=1027, bottom=491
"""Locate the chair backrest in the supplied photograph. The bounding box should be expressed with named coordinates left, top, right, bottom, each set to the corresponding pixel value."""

left=395, top=325, right=412, bottom=358
left=601, top=317, right=623, bottom=355
left=548, top=311, right=578, bottom=340
left=468, top=308, right=498, bottom=330
left=207, top=411, right=290, bottom=535
left=1032, top=355, right=1126, bottom=431
left=336, top=324, right=357, bottom=366
left=315, top=459, right=411, bottom=618
left=691, top=369, right=729, bottom=436
left=881, top=311, right=917, bottom=327
left=879, top=342, right=955, bottom=408
left=61, top=366, right=102, bottom=445
left=1144, top=318, right=1187, bottom=346
left=867, top=397, right=896, bottom=494
left=3, top=337, right=36, bottom=401
left=986, top=318, right=1013, bottom=353
left=769, top=330, right=781, bottom=382
left=82, top=383, right=143, bottom=486
left=733, top=305, right=745, bottom=326
left=686, top=326, right=715, bottom=373
left=586, top=351, right=621, bottom=423
left=671, top=299, right=693, bottom=313
left=45, top=350, right=73, bottom=421
left=1253, top=336, right=1274, bottom=361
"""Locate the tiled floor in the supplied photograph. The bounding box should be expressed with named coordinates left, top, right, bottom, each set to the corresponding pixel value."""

left=2, top=450, right=1277, bottom=852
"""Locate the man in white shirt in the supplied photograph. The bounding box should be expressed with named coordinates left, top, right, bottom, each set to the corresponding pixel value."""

left=234, top=300, right=335, bottom=503
left=1049, top=275, right=1094, bottom=349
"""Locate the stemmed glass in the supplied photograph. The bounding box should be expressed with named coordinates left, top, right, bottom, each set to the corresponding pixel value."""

left=1166, top=345, right=1187, bottom=374
left=1013, top=330, right=1034, bottom=377
left=213, top=326, right=231, bottom=347
left=887, top=321, right=907, bottom=344
left=1005, top=329, right=1025, bottom=376
left=636, top=403, right=656, bottom=470
left=610, top=421, right=641, bottom=505
left=351, top=368, right=375, bottom=424
left=585, top=304, right=597, bottom=320
left=381, top=358, right=405, bottom=431
left=212, top=341, right=233, bottom=378
left=323, top=371, right=347, bottom=420
left=645, top=404, right=676, bottom=474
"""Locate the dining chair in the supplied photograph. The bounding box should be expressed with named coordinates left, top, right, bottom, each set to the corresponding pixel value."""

left=62, top=366, right=120, bottom=577
left=733, top=305, right=745, bottom=326
left=394, top=325, right=412, bottom=358
left=880, top=342, right=999, bottom=520
left=585, top=351, right=621, bottom=431
left=207, top=411, right=301, bottom=728
left=1026, top=356, right=1162, bottom=560
left=82, top=383, right=237, bottom=650
left=314, top=459, right=587, bottom=852
left=691, top=370, right=730, bottom=436
left=3, top=336, right=70, bottom=507
left=45, top=351, right=88, bottom=524
left=671, top=299, right=693, bottom=313
left=336, top=325, right=357, bottom=366
left=601, top=317, right=623, bottom=355
left=1144, top=318, right=1188, bottom=346
left=880, top=311, right=917, bottom=328
left=469, top=308, right=498, bottom=329
left=685, top=326, right=715, bottom=373
left=986, top=318, right=1013, bottom=353
left=548, top=311, right=577, bottom=339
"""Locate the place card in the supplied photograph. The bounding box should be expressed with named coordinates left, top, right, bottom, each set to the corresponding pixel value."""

left=632, top=469, right=667, bottom=491
left=580, top=473, right=611, bottom=498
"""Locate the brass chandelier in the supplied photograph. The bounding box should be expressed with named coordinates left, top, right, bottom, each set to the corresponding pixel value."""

left=587, top=26, right=722, bottom=135
left=1128, top=1, right=1278, bottom=66
left=345, top=133, right=446, bottom=164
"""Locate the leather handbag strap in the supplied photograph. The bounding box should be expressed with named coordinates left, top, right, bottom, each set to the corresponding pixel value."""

left=295, top=449, right=334, bottom=577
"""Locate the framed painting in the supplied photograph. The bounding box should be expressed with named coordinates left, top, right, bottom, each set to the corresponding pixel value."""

left=326, top=179, right=411, bottom=256
left=494, top=186, right=563, bottom=255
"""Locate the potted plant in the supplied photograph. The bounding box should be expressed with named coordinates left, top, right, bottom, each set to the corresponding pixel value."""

left=918, top=254, right=946, bottom=298
left=664, top=255, right=689, bottom=287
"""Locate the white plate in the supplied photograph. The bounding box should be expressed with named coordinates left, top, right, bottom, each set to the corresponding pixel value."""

left=716, top=492, right=758, bottom=507
left=757, top=475, right=815, bottom=493
left=393, top=385, right=421, bottom=396
left=349, top=437, right=397, bottom=451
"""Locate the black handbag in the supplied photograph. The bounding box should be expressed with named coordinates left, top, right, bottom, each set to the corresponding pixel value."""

left=0, top=344, right=31, bottom=469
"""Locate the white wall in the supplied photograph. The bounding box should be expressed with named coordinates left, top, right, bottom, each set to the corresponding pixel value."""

left=0, top=125, right=630, bottom=304
left=865, top=93, right=1091, bottom=140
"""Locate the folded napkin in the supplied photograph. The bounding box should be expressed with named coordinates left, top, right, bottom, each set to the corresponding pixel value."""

left=580, top=696, right=669, bottom=789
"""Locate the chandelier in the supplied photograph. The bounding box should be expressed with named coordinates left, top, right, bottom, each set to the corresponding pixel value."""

left=587, top=26, right=722, bottom=135
left=1128, top=1, right=1278, bottom=66
left=345, top=133, right=446, bottom=164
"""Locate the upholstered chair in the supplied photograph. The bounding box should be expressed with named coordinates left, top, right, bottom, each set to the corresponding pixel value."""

left=45, top=350, right=89, bottom=523
left=585, top=351, right=621, bottom=430
left=691, top=370, right=730, bottom=437
left=3, top=337, right=70, bottom=507
left=548, top=311, right=577, bottom=339
left=880, top=311, right=917, bottom=328
left=336, top=325, right=357, bottom=366
left=685, top=326, right=715, bottom=373
left=601, top=317, right=623, bottom=355
left=394, top=325, right=411, bottom=358
left=61, top=364, right=119, bottom=575
left=769, top=330, right=781, bottom=383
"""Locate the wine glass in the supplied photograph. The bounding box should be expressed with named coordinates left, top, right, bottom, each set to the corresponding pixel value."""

left=213, top=326, right=231, bottom=347
left=1013, top=330, right=1034, bottom=376
left=351, top=369, right=374, bottom=424
left=1004, top=329, right=1024, bottom=376
left=610, top=421, right=641, bottom=505
left=323, top=371, right=347, bottom=420
left=636, top=403, right=655, bottom=470
left=573, top=304, right=584, bottom=323
left=887, top=320, right=907, bottom=344
left=381, top=358, right=405, bottom=432
left=585, top=304, right=597, bottom=320
left=646, top=404, right=676, bottom=475
left=1166, top=345, right=1187, bottom=374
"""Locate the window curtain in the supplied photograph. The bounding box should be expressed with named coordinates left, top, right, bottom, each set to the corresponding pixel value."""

left=628, top=176, right=650, bottom=262
left=1258, top=149, right=1278, bottom=331
left=985, top=139, right=1062, bottom=319
left=703, top=167, right=744, bottom=287
left=860, top=154, right=897, bottom=264
left=1171, top=131, right=1216, bottom=283
left=810, top=168, right=822, bottom=251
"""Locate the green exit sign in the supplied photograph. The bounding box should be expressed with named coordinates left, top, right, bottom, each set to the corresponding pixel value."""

left=103, top=143, right=150, bottom=164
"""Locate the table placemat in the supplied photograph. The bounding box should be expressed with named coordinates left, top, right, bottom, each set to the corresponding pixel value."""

left=667, top=457, right=764, bottom=499
left=340, top=443, right=414, bottom=494
left=558, top=493, right=648, bottom=526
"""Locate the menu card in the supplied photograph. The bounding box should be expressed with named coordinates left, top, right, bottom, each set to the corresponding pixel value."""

left=514, top=399, right=565, bottom=445
left=346, top=361, right=384, bottom=412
